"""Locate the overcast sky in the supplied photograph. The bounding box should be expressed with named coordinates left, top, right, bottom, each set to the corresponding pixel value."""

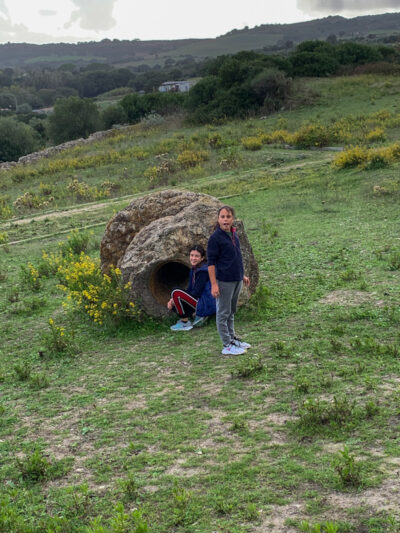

left=1, top=0, right=400, bottom=44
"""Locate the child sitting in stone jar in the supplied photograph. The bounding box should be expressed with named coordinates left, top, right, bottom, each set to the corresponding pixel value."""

left=167, top=245, right=215, bottom=331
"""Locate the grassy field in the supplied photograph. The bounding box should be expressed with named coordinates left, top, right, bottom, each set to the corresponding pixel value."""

left=1, top=75, right=400, bottom=532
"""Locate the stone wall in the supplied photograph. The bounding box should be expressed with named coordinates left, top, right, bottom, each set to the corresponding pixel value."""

left=0, top=125, right=132, bottom=171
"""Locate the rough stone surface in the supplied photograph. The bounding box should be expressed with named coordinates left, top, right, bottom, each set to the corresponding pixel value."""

left=100, top=190, right=259, bottom=317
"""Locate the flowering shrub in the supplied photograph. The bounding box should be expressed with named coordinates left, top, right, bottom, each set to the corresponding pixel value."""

left=292, top=123, right=331, bottom=148
left=0, top=203, right=12, bottom=220
left=333, top=142, right=400, bottom=169
left=332, top=146, right=368, bottom=169
left=177, top=149, right=209, bottom=168
left=365, top=147, right=393, bottom=169
left=13, top=192, right=53, bottom=211
left=0, top=231, right=8, bottom=245
left=20, top=262, right=41, bottom=291
left=365, top=127, right=386, bottom=143
left=67, top=179, right=110, bottom=201
left=57, top=253, right=139, bottom=326
left=42, top=318, right=77, bottom=356
left=207, top=133, right=226, bottom=149
left=241, top=136, right=263, bottom=151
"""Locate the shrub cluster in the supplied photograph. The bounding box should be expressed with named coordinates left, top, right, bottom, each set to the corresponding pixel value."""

left=333, top=142, right=400, bottom=169
left=56, top=252, right=139, bottom=326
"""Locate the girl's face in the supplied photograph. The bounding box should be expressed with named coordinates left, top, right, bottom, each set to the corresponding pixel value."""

left=218, top=208, right=234, bottom=231
left=189, top=250, right=204, bottom=267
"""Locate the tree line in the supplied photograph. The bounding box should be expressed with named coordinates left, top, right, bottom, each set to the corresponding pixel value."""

left=1, top=40, right=400, bottom=162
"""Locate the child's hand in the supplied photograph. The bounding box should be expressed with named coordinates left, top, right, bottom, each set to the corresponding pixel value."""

left=167, top=298, right=174, bottom=310
left=243, top=276, right=250, bottom=287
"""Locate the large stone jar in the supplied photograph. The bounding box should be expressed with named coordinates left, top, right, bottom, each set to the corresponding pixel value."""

left=100, top=190, right=258, bottom=317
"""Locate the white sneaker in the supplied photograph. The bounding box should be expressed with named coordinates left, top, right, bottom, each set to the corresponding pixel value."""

left=232, top=337, right=251, bottom=349
left=170, top=320, right=193, bottom=331
left=221, top=343, right=245, bottom=355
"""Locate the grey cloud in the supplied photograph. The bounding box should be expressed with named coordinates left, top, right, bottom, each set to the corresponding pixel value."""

left=297, top=0, right=400, bottom=13
left=39, top=10, right=58, bottom=16
left=0, top=18, right=84, bottom=44
left=64, top=0, right=117, bottom=31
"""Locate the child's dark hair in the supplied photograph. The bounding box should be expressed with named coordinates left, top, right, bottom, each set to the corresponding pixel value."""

left=190, top=244, right=206, bottom=259
left=218, top=205, right=235, bottom=217
left=214, top=205, right=236, bottom=229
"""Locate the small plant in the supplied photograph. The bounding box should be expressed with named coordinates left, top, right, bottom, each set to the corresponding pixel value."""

left=300, top=520, right=340, bottom=533
left=10, top=295, right=47, bottom=316
left=58, top=229, right=92, bottom=256
left=333, top=446, right=362, bottom=487
left=42, top=318, right=77, bottom=356
left=339, top=268, right=361, bottom=282
left=231, top=354, right=264, bottom=378
left=29, top=372, right=50, bottom=390
left=16, top=449, right=50, bottom=483
left=0, top=231, right=8, bottom=245
left=248, top=284, right=271, bottom=314
left=172, top=482, right=192, bottom=526
left=120, top=472, right=139, bottom=501
left=295, top=376, right=311, bottom=394
left=214, top=496, right=234, bottom=515
left=14, top=362, right=31, bottom=382
left=230, top=416, right=249, bottom=433
left=388, top=251, right=400, bottom=271
left=297, top=395, right=357, bottom=430
left=242, top=502, right=258, bottom=520
left=19, top=262, right=41, bottom=291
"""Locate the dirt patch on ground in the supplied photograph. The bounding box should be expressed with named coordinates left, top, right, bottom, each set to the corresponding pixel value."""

left=319, top=290, right=380, bottom=306
left=255, top=504, right=303, bottom=532
left=328, top=476, right=400, bottom=516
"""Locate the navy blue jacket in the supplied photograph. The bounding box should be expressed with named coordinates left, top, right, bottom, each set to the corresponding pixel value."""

left=187, top=263, right=216, bottom=317
left=207, top=226, right=244, bottom=282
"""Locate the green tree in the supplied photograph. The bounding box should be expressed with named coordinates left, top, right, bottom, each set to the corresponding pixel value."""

left=101, top=104, right=128, bottom=129
left=0, top=117, right=39, bottom=162
left=48, top=96, right=101, bottom=144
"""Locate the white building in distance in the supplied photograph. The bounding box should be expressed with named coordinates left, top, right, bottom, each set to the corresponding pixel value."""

left=158, top=81, right=191, bottom=93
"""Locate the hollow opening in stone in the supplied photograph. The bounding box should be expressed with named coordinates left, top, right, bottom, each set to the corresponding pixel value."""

left=150, top=261, right=190, bottom=305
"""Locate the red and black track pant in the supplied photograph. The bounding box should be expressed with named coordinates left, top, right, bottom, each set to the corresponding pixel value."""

left=171, top=289, right=198, bottom=318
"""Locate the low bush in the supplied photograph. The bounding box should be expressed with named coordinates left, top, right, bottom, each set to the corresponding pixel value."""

left=19, top=262, right=41, bottom=291
left=177, top=149, right=209, bottom=168
left=57, top=253, right=140, bottom=326
left=67, top=178, right=110, bottom=201
left=241, top=136, right=263, bottom=151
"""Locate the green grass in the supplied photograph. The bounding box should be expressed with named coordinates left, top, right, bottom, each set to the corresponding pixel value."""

left=1, top=74, right=400, bottom=532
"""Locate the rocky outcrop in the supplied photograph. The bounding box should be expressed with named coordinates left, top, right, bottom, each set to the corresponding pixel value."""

left=100, top=190, right=259, bottom=317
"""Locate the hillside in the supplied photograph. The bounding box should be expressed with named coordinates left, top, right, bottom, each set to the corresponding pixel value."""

left=0, top=74, right=400, bottom=531
left=1, top=12, right=400, bottom=68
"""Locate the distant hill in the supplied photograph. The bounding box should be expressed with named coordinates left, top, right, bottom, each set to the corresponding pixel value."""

left=1, top=12, right=400, bottom=69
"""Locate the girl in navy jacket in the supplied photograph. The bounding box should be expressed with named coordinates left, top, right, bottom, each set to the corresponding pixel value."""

left=167, top=245, right=215, bottom=331
left=207, top=205, right=251, bottom=355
